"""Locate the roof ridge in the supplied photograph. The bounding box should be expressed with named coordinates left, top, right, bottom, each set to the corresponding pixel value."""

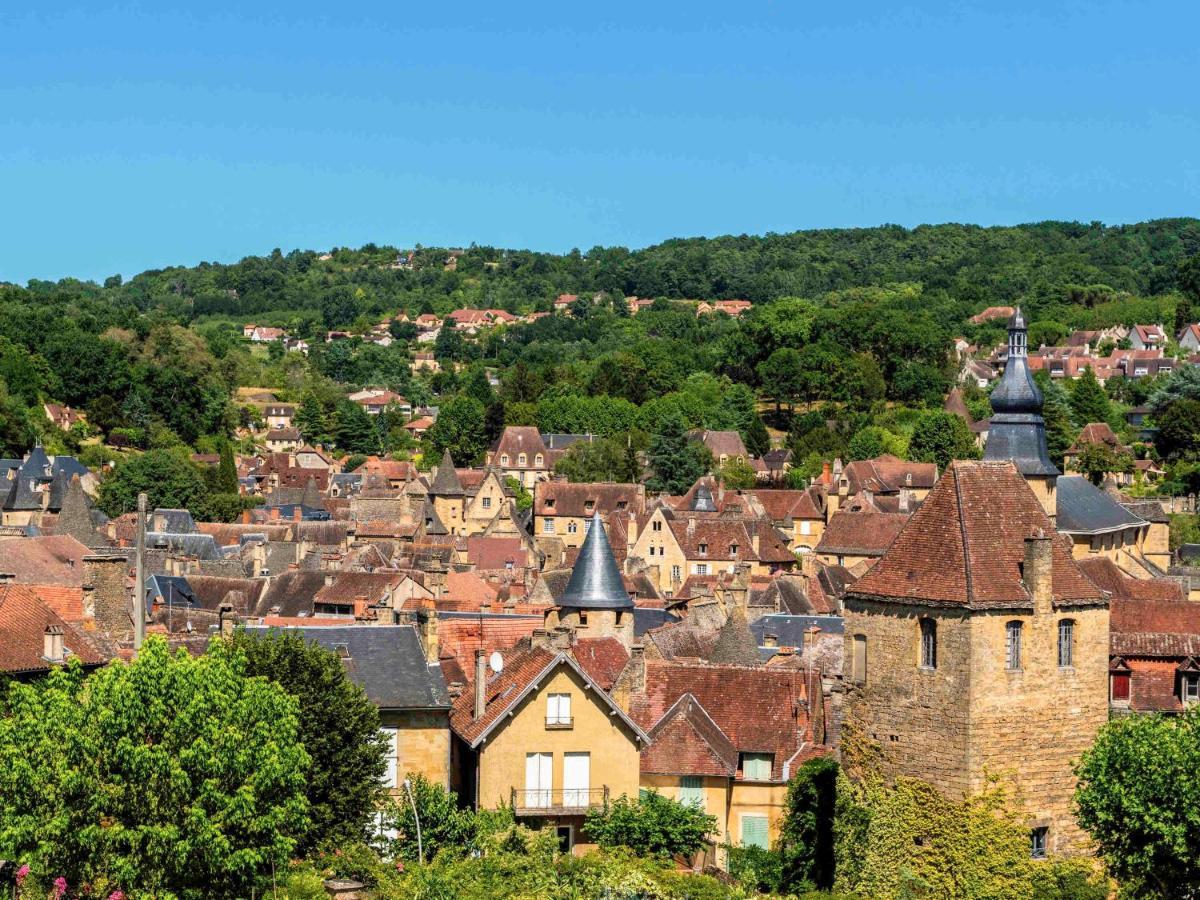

left=953, top=467, right=975, bottom=605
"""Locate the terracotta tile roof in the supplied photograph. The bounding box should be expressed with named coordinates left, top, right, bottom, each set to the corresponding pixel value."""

left=449, top=645, right=559, bottom=743
left=489, top=427, right=549, bottom=466
left=841, top=455, right=937, bottom=495
left=0, top=535, right=89, bottom=586
left=630, top=660, right=822, bottom=781
left=196, top=522, right=292, bottom=545
left=465, top=536, right=528, bottom=571
left=969, top=305, right=1015, bottom=324
left=353, top=457, right=419, bottom=482
left=667, top=518, right=774, bottom=563
left=849, top=461, right=1105, bottom=609
left=815, top=510, right=907, bottom=557
left=748, top=489, right=823, bottom=522
left=570, top=636, right=629, bottom=690
left=640, top=693, right=739, bottom=777
left=690, top=430, right=749, bottom=460
left=0, top=584, right=108, bottom=674
left=315, top=572, right=403, bottom=606
left=1067, top=423, right=1126, bottom=454
left=437, top=614, right=543, bottom=676
left=1077, top=558, right=1183, bottom=603
left=1110, top=596, right=1200, bottom=658
left=534, top=482, right=644, bottom=518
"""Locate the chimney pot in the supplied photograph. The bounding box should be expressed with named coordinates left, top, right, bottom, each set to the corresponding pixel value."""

left=474, top=649, right=488, bottom=720
left=43, top=624, right=65, bottom=663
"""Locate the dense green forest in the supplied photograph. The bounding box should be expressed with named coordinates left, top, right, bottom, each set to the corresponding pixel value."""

left=3, top=218, right=1199, bottom=500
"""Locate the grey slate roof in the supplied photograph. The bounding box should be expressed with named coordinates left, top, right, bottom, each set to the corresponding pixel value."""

left=146, top=574, right=200, bottom=613
left=245, top=625, right=451, bottom=710
left=1056, top=476, right=1146, bottom=535
left=751, top=614, right=844, bottom=660
left=152, top=508, right=198, bottom=534
left=984, top=307, right=1060, bottom=477
left=146, top=532, right=223, bottom=560
left=690, top=484, right=717, bottom=512
left=429, top=450, right=464, bottom=496
left=633, top=607, right=679, bottom=637
left=558, top=513, right=634, bottom=610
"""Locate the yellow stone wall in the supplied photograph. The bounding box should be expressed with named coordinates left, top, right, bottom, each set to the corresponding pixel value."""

left=464, top=476, right=507, bottom=534
left=387, top=709, right=451, bottom=789
left=476, top=665, right=642, bottom=810
left=432, top=495, right=465, bottom=536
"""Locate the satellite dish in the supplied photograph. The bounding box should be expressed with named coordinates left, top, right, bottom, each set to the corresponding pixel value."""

left=489, top=651, right=504, bottom=674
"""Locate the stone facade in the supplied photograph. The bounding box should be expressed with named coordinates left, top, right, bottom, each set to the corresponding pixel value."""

left=84, top=553, right=133, bottom=643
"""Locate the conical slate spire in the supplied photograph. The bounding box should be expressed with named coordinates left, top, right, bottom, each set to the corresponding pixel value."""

left=429, top=449, right=464, bottom=496
left=984, top=307, right=1059, bottom=476
left=559, top=513, right=634, bottom=610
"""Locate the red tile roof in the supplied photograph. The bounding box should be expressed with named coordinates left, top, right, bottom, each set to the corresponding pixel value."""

left=534, top=482, right=644, bottom=518
left=1077, top=558, right=1183, bottom=603
left=748, top=489, right=823, bottom=522
left=465, top=536, right=529, bottom=571
left=815, top=510, right=907, bottom=557
left=0, top=535, right=89, bottom=586
left=849, top=461, right=1105, bottom=609
left=570, top=637, right=629, bottom=691
left=0, top=584, right=108, bottom=674
left=841, top=454, right=937, bottom=494
left=640, top=693, right=739, bottom=777
left=1110, top=596, right=1200, bottom=658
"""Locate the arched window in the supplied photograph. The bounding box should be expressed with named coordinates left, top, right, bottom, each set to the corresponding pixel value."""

left=1006, top=621, right=1023, bottom=671
left=852, top=635, right=867, bottom=684
left=500, top=454, right=509, bottom=466
left=518, top=453, right=527, bottom=466
left=535, top=454, right=544, bottom=467
left=919, top=618, right=937, bottom=669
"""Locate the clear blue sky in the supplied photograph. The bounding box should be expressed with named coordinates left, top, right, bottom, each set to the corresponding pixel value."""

left=3, top=1, right=1198, bottom=283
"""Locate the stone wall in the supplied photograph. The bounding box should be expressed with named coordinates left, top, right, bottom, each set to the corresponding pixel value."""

left=84, top=553, right=132, bottom=643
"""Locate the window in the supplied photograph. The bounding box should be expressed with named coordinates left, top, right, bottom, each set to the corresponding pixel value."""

left=545, top=498, right=555, bottom=508
left=671, top=565, right=681, bottom=582
left=652, top=520, right=662, bottom=532
left=852, top=635, right=867, bottom=684
left=1110, top=671, right=1131, bottom=702
left=920, top=618, right=937, bottom=670
left=1006, top=621, right=1023, bottom=671
left=380, top=725, right=399, bottom=788
left=679, top=775, right=704, bottom=809
left=501, top=454, right=509, bottom=465
left=535, top=454, right=544, bottom=467
left=729, top=543, right=738, bottom=556
left=1058, top=620, right=1074, bottom=668
left=1183, top=674, right=1200, bottom=705
left=518, top=453, right=527, bottom=466
left=543, top=519, right=555, bottom=534
left=547, top=693, right=572, bottom=727
left=585, top=500, right=595, bottom=512
left=524, top=752, right=552, bottom=808
left=578, top=610, right=587, bottom=626
left=695, top=563, right=709, bottom=575
left=698, top=543, right=708, bottom=556
left=741, top=814, right=769, bottom=850
left=1030, top=827, right=1048, bottom=860
left=800, top=520, right=812, bottom=536
left=482, top=496, right=492, bottom=509
left=740, top=752, right=773, bottom=781
left=567, top=521, right=578, bottom=534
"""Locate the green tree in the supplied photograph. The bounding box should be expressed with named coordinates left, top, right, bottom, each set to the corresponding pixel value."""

left=383, top=773, right=477, bottom=863
left=743, top=414, right=771, bottom=457
left=1069, top=368, right=1111, bottom=428
left=1150, top=364, right=1200, bottom=415
left=846, top=427, right=886, bottom=461
left=908, top=411, right=979, bottom=470
left=554, top=437, right=628, bottom=483
left=778, top=756, right=839, bottom=892
left=719, top=457, right=758, bottom=490
left=1033, top=371, right=1077, bottom=468
left=216, top=440, right=239, bottom=493
left=504, top=476, right=533, bottom=511
left=296, top=391, right=331, bottom=443
left=647, top=415, right=712, bottom=494
left=425, top=395, right=487, bottom=465
left=334, top=400, right=379, bottom=454
left=1073, top=442, right=1134, bottom=486
left=0, top=637, right=309, bottom=898
left=1155, top=399, right=1200, bottom=460
left=1075, top=707, right=1200, bottom=898
left=757, top=348, right=805, bottom=414
left=96, top=448, right=207, bottom=517
left=584, top=791, right=716, bottom=859
left=232, top=629, right=389, bottom=854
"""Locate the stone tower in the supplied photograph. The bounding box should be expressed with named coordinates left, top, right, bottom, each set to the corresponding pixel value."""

left=428, top=449, right=466, bottom=535
left=554, top=513, right=635, bottom=647
left=841, top=460, right=1109, bottom=857
left=984, top=307, right=1060, bottom=519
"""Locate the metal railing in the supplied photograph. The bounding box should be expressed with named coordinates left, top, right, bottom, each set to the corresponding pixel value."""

left=510, top=786, right=609, bottom=814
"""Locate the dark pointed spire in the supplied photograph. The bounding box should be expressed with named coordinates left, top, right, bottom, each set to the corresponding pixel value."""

left=301, top=476, right=323, bottom=510
left=984, top=306, right=1059, bottom=476
left=429, top=449, right=464, bottom=496
left=558, top=513, right=634, bottom=610
left=55, top=474, right=102, bottom=548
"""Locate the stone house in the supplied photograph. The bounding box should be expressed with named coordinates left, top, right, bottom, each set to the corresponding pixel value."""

left=842, top=461, right=1110, bottom=857
left=533, top=481, right=645, bottom=552
left=486, top=427, right=554, bottom=489
left=813, top=509, right=907, bottom=573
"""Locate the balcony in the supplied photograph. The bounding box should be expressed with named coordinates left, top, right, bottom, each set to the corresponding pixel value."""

left=510, top=787, right=610, bottom=816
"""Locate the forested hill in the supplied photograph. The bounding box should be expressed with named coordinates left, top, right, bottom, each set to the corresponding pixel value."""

left=9, top=218, right=1200, bottom=326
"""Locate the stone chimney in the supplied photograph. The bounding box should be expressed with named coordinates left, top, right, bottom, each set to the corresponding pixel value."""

left=626, top=510, right=637, bottom=550
left=1022, top=528, right=1054, bottom=616
left=43, top=624, right=65, bottom=664
left=750, top=529, right=760, bottom=558
left=898, top=488, right=911, bottom=514
left=687, top=516, right=696, bottom=539
left=84, top=553, right=133, bottom=642
left=474, top=648, right=488, bottom=720
left=416, top=600, right=439, bottom=664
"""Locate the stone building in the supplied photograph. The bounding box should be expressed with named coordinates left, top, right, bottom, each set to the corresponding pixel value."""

left=842, top=461, right=1109, bottom=856
left=546, top=512, right=636, bottom=648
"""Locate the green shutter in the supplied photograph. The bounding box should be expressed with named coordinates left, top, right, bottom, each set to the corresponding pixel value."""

left=741, top=815, right=769, bottom=850
left=679, top=775, right=704, bottom=808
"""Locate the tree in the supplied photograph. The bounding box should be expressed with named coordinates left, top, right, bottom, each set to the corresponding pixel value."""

left=778, top=756, right=839, bottom=892
left=743, top=414, right=771, bottom=458
left=425, top=395, right=487, bottom=466
left=1150, top=364, right=1200, bottom=415
left=232, top=629, right=389, bottom=853
left=757, top=348, right=804, bottom=414
left=1073, top=442, right=1134, bottom=486
left=216, top=440, right=239, bottom=494
left=908, top=411, right=979, bottom=470
left=846, top=427, right=886, bottom=461
left=719, top=457, right=758, bottom=490
left=1155, top=399, right=1200, bottom=460
left=1069, top=368, right=1111, bottom=428
left=584, top=791, right=716, bottom=859
left=0, top=637, right=309, bottom=897
left=296, top=391, right=331, bottom=443
left=462, top=366, right=495, bottom=406
left=504, top=476, right=533, bottom=511
left=554, top=437, right=627, bottom=483
left=382, top=773, right=477, bottom=863
left=1034, top=371, right=1077, bottom=468
left=334, top=400, right=379, bottom=454
left=1075, top=707, right=1200, bottom=897
left=96, top=448, right=207, bottom=517
left=646, top=415, right=711, bottom=494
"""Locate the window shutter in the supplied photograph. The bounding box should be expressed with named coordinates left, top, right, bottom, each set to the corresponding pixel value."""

left=741, top=815, right=769, bottom=849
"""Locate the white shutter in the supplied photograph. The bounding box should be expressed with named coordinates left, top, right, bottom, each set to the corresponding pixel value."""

left=563, top=752, right=590, bottom=807
left=380, top=726, right=398, bottom=788
left=525, top=752, right=552, bottom=807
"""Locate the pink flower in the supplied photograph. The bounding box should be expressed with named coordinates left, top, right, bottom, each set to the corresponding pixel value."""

left=52, top=876, right=67, bottom=898
left=108, top=892, right=126, bottom=900
left=15, top=864, right=29, bottom=884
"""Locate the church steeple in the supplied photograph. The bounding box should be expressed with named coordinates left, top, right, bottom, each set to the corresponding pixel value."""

left=983, top=307, right=1059, bottom=517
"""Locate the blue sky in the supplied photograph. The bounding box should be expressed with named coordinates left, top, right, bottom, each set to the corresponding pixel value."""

left=2, top=1, right=1197, bottom=283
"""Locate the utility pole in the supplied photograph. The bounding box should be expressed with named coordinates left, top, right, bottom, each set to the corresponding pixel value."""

left=134, top=491, right=146, bottom=651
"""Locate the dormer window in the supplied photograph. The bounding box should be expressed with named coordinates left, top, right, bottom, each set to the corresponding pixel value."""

left=545, top=498, right=555, bottom=509
left=534, top=454, right=544, bottom=467
left=501, top=454, right=510, bottom=465
left=698, top=543, right=708, bottom=556
left=518, top=453, right=527, bottom=466
left=616, top=500, right=627, bottom=510
left=584, top=500, right=595, bottom=512
left=729, top=543, right=738, bottom=556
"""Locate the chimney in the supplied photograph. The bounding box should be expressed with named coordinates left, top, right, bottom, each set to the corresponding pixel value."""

left=820, top=461, right=832, bottom=484
left=687, top=516, right=696, bottom=538
left=84, top=553, right=133, bottom=642
left=1022, top=528, right=1054, bottom=615
left=750, top=529, right=760, bottom=557
left=628, top=644, right=646, bottom=694
left=219, top=602, right=237, bottom=636
left=474, top=649, right=488, bottom=720
left=43, top=624, right=65, bottom=663
left=293, top=506, right=303, bottom=522
left=898, top=488, right=911, bottom=513
left=627, top=510, right=637, bottom=548
left=717, top=480, right=725, bottom=504
left=270, top=507, right=280, bottom=521
left=241, top=509, right=251, bottom=525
